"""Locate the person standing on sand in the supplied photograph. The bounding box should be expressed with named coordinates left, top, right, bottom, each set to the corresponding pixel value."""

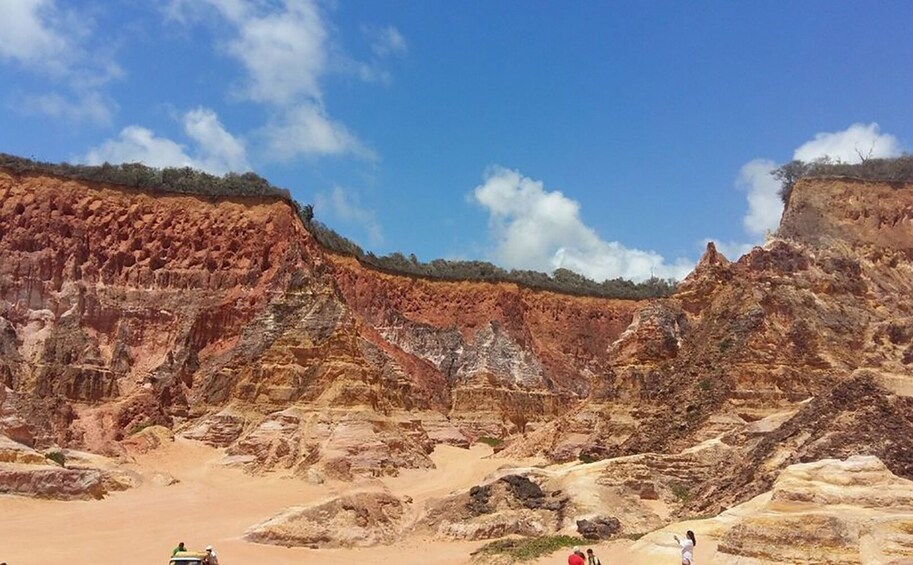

left=172, top=542, right=186, bottom=556
left=203, top=545, right=219, bottom=565
left=673, top=530, right=696, bottom=565
left=586, top=548, right=602, bottom=565
left=568, top=546, right=585, bottom=565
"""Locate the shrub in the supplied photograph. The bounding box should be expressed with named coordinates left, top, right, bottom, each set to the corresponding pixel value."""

left=45, top=451, right=66, bottom=467
left=128, top=421, right=154, bottom=435
left=578, top=453, right=599, bottom=464
left=0, top=153, right=289, bottom=200
left=476, top=436, right=503, bottom=448
left=670, top=484, right=692, bottom=503
left=473, top=535, right=587, bottom=562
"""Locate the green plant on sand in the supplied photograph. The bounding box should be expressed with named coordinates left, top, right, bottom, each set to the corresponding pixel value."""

left=473, top=536, right=587, bottom=562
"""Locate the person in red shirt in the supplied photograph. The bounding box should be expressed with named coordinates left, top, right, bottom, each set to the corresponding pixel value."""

left=568, top=546, right=586, bottom=565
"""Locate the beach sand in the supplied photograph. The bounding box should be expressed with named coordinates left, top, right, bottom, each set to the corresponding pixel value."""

left=0, top=438, right=718, bottom=564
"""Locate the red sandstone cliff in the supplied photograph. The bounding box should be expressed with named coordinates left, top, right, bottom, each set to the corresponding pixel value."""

left=3, top=164, right=913, bottom=507
left=502, top=176, right=913, bottom=514
left=0, top=167, right=639, bottom=482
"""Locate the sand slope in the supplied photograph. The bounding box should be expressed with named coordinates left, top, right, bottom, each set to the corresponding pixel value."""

left=0, top=439, right=516, bottom=565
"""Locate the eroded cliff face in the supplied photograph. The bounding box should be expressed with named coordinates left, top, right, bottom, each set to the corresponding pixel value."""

left=505, top=177, right=913, bottom=515
left=4, top=165, right=913, bottom=509
left=328, top=256, right=638, bottom=435
left=0, top=168, right=640, bottom=485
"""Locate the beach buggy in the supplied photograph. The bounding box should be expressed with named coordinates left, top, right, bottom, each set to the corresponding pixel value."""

left=169, top=551, right=207, bottom=564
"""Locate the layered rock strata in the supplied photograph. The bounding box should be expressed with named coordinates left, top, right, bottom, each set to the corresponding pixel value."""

left=0, top=166, right=636, bottom=482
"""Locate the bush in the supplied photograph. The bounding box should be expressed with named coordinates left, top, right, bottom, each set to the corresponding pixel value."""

left=128, top=421, right=154, bottom=435
left=476, top=436, right=503, bottom=448
left=45, top=451, right=66, bottom=467
left=670, top=484, right=692, bottom=503
left=473, top=535, right=587, bottom=562
left=578, top=453, right=599, bottom=464
left=0, top=153, right=290, bottom=200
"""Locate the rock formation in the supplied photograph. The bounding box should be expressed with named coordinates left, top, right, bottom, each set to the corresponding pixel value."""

left=632, top=456, right=913, bottom=564
left=0, top=435, right=132, bottom=499
left=3, top=156, right=913, bottom=527
left=0, top=164, right=637, bottom=485
left=717, top=456, right=913, bottom=564
left=244, top=491, right=407, bottom=547
left=420, top=474, right=570, bottom=540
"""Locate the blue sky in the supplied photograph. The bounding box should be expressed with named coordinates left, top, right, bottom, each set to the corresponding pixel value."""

left=2, top=1, right=912, bottom=280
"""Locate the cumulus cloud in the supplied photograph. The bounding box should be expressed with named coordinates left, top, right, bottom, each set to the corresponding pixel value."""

left=708, top=122, right=905, bottom=259
left=261, top=104, right=374, bottom=160
left=473, top=167, right=693, bottom=282
left=222, top=0, right=327, bottom=106
left=0, top=0, right=120, bottom=124
left=738, top=158, right=782, bottom=238
left=0, top=0, right=71, bottom=71
left=366, top=25, right=407, bottom=57
left=84, top=107, right=248, bottom=175
left=315, top=186, right=384, bottom=246
left=793, top=122, right=902, bottom=164
left=84, top=126, right=197, bottom=170
left=168, top=0, right=378, bottom=161
left=183, top=107, right=250, bottom=173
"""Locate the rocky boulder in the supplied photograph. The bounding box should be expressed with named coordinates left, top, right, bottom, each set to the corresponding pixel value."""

left=421, top=474, right=569, bottom=540
left=576, top=516, right=621, bottom=540
left=244, top=491, right=406, bottom=547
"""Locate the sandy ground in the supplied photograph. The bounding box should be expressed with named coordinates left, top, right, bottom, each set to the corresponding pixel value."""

left=0, top=439, right=718, bottom=565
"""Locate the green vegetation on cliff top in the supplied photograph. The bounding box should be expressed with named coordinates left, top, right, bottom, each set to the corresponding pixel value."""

left=774, top=154, right=913, bottom=204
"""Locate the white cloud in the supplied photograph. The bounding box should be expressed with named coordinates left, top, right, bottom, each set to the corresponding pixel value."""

left=262, top=104, right=374, bottom=160
left=84, top=107, right=248, bottom=175
left=183, top=107, right=250, bottom=174
left=16, top=91, right=116, bottom=125
left=224, top=0, right=327, bottom=106
left=367, top=25, right=407, bottom=57
left=0, top=0, right=70, bottom=71
left=0, top=0, right=120, bottom=125
left=84, top=126, right=197, bottom=170
left=166, top=0, right=328, bottom=106
left=706, top=122, right=905, bottom=258
left=793, top=122, right=902, bottom=163
left=315, top=186, right=384, bottom=246
left=474, top=167, right=693, bottom=282
left=738, top=158, right=782, bottom=238
left=167, top=0, right=381, bottom=160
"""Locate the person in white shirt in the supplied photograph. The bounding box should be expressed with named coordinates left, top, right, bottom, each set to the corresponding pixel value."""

left=586, top=547, right=602, bottom=565
left=673, top=530, right=696, bottom=565
left=203, top=545, right=219, bottom=565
